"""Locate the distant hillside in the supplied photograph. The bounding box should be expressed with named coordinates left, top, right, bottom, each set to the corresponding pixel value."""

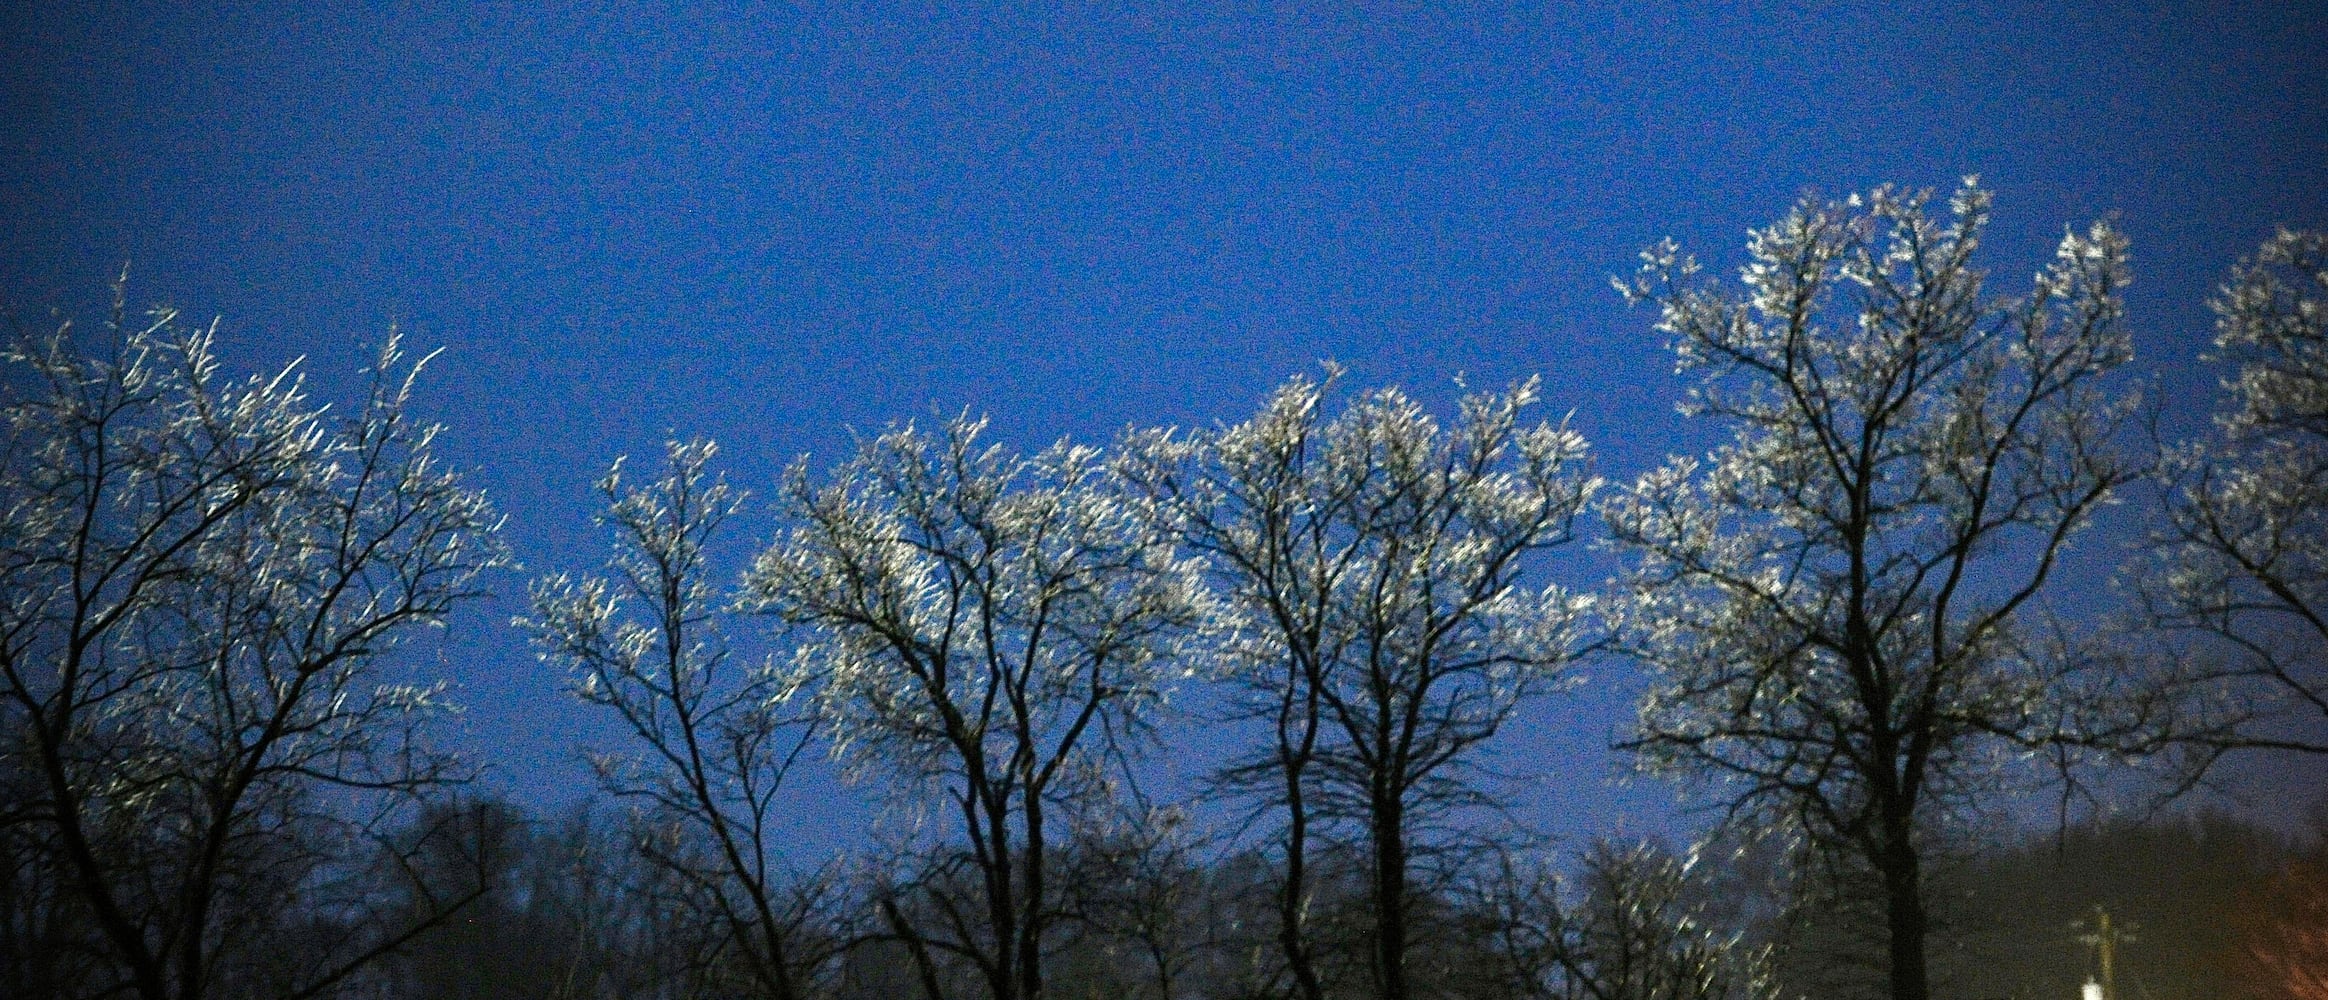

left=1755, top=811, right=2324, bottom=1000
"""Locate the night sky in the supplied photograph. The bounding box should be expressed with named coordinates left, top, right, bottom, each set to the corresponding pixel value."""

left=5, top=1, right=2325, bottom=847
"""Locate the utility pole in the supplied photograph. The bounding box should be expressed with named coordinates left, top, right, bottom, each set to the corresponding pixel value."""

left=2074, top=905, right=2137, bottom=1000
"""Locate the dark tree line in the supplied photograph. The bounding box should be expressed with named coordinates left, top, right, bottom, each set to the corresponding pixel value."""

left=24, top=785, right=2300, bottom=1000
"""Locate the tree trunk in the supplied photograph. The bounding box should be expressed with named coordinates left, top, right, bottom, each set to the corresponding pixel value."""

left=1278, top=680, right=1327, bottom=1000
left=883, top=897, right=949, bottom=1000
left=971, top=781, right=1018, bottom=1000
left=1279, top=797, right=1324, bottom=1000
left=1877, top=829, right=1929, bottom=1000
left=1372, top=796, right=1408, bottom=1000
left=1019, top=785, right=1045, bottom=1000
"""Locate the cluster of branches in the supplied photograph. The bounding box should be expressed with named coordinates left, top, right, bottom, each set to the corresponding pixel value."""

left=6, top=181, right=2323, bottom=1000
left=0, top=281, right=503, bottom=1000
left=2143, top=230, right=2328, bottom=754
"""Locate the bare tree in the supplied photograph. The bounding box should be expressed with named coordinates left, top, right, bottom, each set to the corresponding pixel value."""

left=1471, top=841, right=1773, bottom=1000
left=1606, top=181, right=2145, bottom=1000
left=0, top=281, right=502, bottom=1000
left=523, top=440, right=830, bottom=1000
left=359, top=794, right=734, bottom=1000
left=1119, top=373, right=1598, bottom=1000
left=359, top=796, right=535, bottom=1000
left=1053, top=803, right=1217, bottom=1000
left=743, top=415, right=1209, bottom=1000
left=2146, top=229, right=2328, bottom=755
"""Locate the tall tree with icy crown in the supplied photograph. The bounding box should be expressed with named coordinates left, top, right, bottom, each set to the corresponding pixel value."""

left=1118, top=373, right=1598, bottom=1000
left=2150, top=230, right=2328, bottom=754
left=521, top=440, right=827, bottom=1000
left=742, top=415, right=1208, bottom=1000
left=1605, top=181, right=2140, bottom=1000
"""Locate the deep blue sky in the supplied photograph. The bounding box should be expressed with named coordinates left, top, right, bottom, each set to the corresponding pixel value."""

left=5, top=1, right=2324, bottom=845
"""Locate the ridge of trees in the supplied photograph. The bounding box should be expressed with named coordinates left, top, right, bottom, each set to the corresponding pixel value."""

left=3, top=185, right=2322, bottom=1000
